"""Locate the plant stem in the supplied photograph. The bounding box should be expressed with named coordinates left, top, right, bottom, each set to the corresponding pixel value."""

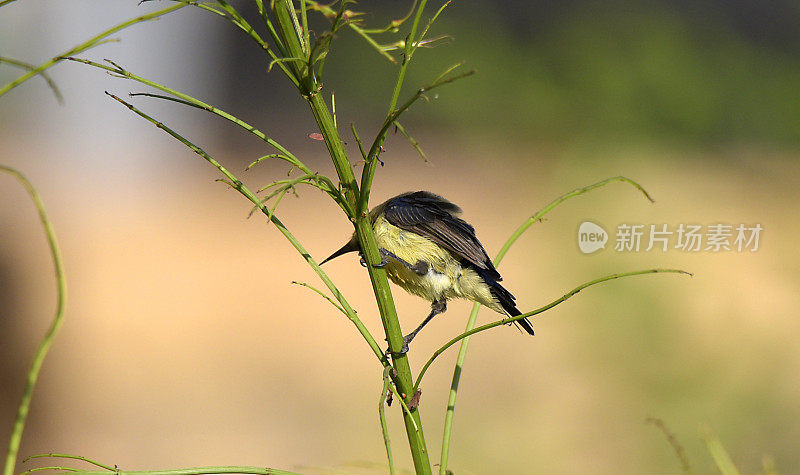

left=438, top=175, right=658, bottom=472
left=1, top=167, right=67, bottom=475
left=357, top=0, right=429, bottom=214
left=104, top=93, right=385, bottom=366
left=271, top=1, right=432, bottom=470
left=0, top=3, right=186, bottom=99
left=416, top=268, right=692, bottom=393
left=306, top=71, right=433, bottom=475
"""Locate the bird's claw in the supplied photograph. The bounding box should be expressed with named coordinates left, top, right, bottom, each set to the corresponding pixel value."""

left=359, top=252, right=390, bottom=268
left=384, top=335, right=411, bottom=356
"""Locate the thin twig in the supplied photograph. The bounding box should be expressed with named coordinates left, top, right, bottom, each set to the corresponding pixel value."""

left=438, top=175, right=659, bottom=473
left=646, top=418, right=692, bottom=474
left=1, top=167, right=67, bottom=475
left=378, top=366, right=396, bottom=475
left=0, top=57, right=64, bottom=104
left=415, top=269, right=692, bottom=392
left=0, top=4, right=186, bottom=99
left=104, top=92, right=389, bottom=368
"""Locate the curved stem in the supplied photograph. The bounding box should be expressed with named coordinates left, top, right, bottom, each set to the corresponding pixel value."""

left=104, top=93, right=388, bottom=368
left=1, top=166, right=67, bottom=475
left=438, top=175, right=658, bottom=472
left=0, top=57, right=63, bottom=103
left=0, top=3, right=186, bottom=99
left=416, top=269, right=692, bottom=393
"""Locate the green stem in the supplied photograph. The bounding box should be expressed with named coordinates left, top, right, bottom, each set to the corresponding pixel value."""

left=271, top=2, right=431, bottom=471
left=416, top=269, right=692, bottom=393
left=71, top=58, right=349, bottom=215
left=438, top=175, right=657, bottom=472
left=104, top=93, right=387, bottom=368
left=309, top=89, right=432, bottom=473
left=71, top=60, right=298, bottom=163
left=357, top=0, right=429, bottom=214
left=700, top=426, right=740, bottom=475
left=1, top=166, right=67, bottom=475
left=0, top=3, right=186, bottom=99
left=378, top=367, right=396, bottom=475
left=497, top=176, right=654, bottom=263
left=357, top=68, right=474, bottom=215
left=20, top=454, right=300, bottom=475
left=0, top=57, right=63, bottom=103
left=22, top=470, right=298, bottom=475
left=211, top=0, right=298, bottom=88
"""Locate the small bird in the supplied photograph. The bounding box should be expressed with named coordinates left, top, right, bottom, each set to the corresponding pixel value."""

left=321, top=191, right=533, bottom=351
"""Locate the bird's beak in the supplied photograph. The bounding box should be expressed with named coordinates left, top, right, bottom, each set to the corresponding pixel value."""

left=320, top=238, right=359, bottom=265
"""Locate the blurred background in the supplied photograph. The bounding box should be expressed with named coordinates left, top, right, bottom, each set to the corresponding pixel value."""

left=2, top=0, right=799, bottom=473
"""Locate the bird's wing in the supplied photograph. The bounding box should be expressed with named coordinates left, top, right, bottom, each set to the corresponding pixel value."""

left=382, top=191, right=501, bottom=279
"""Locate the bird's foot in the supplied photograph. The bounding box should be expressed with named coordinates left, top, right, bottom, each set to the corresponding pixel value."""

left=360, top=248, right=428, bottom=275
left=376, top=249, right=429, bottom=275
left=360, top=250, right=392, bottom=268
left=384, top=334, right=412, bottom=356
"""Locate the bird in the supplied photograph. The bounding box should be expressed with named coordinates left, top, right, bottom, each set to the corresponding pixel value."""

left=320, top=191, right=533, bottom=352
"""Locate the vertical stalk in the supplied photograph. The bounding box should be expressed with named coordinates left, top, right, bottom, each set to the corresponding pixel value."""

left=357, top=0, right=429, bottom=214
left=306, top=77, right=432, bottom=475
left=271, top=1, right=431, bottom=472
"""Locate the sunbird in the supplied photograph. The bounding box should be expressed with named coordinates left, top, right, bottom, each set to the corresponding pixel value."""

left=321, top=191, right=533, bottom=351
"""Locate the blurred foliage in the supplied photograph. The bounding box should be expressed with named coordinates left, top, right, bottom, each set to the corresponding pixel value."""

left=321, top=0, right=800, bottom=148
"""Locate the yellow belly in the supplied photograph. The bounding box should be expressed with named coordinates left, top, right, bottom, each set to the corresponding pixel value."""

left=372, top=215, right=504, bottom=313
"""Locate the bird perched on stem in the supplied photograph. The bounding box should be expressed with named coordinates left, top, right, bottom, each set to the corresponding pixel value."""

left=321, top=191, right=533, bottom=352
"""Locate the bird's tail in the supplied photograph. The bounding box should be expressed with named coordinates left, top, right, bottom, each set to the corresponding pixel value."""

left=503, top=300, right=535, bottom=335
left=487, top=279, right=534, bottom=336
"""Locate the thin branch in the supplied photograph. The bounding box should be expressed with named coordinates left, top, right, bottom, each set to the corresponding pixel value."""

left=409, top=0, right=452, bottom=58
left=303, top=0, right=398, bottom=63
left=393, top=120, right=427, bottom=162
left=69, top=58, right=349, bottom=217
left=104, top=92, right=389, bottom=369
left=19, top=467, right=79, bottom=475
left=23, top=454, right=113, bottom=471
left=21, top=454, right=299, bottom=475
left=358, top=67, right=475, bottom=213
left=144, top=0, right=226, bottom=17
left=246, top=154, right=296, bottom=170
left=496, top=176, right=654, bottom=263
left=291, top=281, right=346, bottom=315
left=1, top=167, right=67, bottom=475
left=350, top=123, right=368, bottom=161
left=378, top=366, right=396, bottom=475
left=121, top=89, right=306, bottom=173
left=254, top=178, right=299, bottom=221
left=0, top=56, right=64, bottom=104
left=646, top=418, right=692, bottom=474
left=0, top=3, right=187, bottom=99
left=438, top=175, right=658, bottom=473
left=414, top=269, right=693, bottom=392
left=700, top=425, right=740, bottom=475
left=250, top=174, right=339, bottom=218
